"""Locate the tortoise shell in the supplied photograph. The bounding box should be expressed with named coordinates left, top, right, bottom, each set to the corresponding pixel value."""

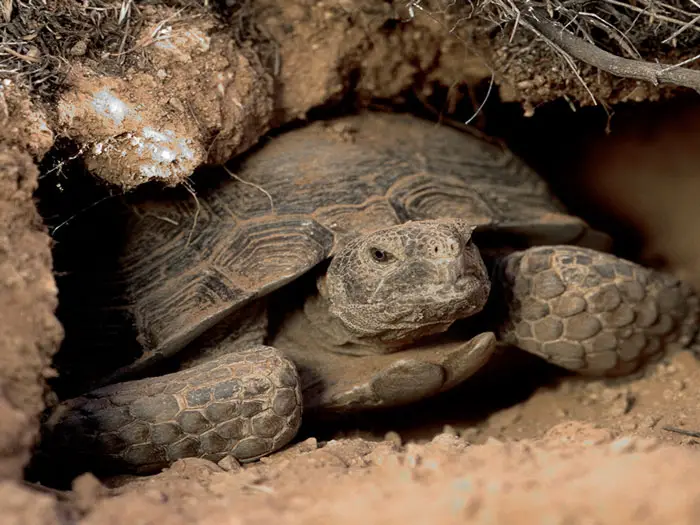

left=57, top=112, right=600, bottom=390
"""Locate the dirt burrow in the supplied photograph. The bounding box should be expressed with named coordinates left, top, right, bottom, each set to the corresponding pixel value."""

left=40, top=0, right=497, bottom=190
left=15, top=97, right=700, bottom=522
left=53, top=4, right=273, bottom=189
left=32, top=0, right=693, bottom=190
left=0, top=82, right=62, bottom=482
left=5, top=2, right=700, bottom=523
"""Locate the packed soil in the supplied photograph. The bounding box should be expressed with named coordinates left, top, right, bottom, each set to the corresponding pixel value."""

left=3, top=0, right=700, bottom=523
left=7, top=0, right=700, bottom=190
left=0, top=84, right=63, bottom=483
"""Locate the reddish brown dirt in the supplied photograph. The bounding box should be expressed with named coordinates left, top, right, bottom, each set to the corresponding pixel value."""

left=0, top=481, right=64, bottom=525
left=255, top=0, right=492, bottom=121
left=28, top=0, right=498, bottom=190
left=23, top=0, right=690, bottom=190
left=54, top=5, right=273, bottom=189
left=456, top=349, right=700, bottom=446
left=16, top=424, right=700, bottom=524
left=0, top=84, right=62, bottom=481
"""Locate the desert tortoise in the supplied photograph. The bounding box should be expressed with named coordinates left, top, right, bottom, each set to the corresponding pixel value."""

left=44, top=112, right=699, bottom=474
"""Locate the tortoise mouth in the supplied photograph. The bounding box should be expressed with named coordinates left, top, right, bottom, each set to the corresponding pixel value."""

left=381, top=273, right=490, bottom=309
left=336, top=274, right=491, bottom=340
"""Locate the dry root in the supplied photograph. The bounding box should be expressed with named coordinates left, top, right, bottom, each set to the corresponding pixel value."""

left=416, top=0, right=700, bottom=101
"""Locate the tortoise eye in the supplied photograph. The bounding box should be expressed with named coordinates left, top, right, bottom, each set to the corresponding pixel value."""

left=370, top=247, right=392, bottom=263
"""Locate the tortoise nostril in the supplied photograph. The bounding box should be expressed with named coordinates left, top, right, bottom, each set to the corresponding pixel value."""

left=427, top=239, right=463, bottom=258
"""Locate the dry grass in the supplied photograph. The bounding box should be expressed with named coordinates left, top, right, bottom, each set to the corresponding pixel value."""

left=0, top=0, right=245, bottom=99
left=474, top=0, right=700, bottom=52
left=415, top=0, right=700, bottom=98
left=3, top=0, right=700, bottom=109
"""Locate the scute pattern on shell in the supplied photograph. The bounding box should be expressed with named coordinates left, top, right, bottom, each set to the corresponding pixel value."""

left=67, top=112, right=589, bottom=386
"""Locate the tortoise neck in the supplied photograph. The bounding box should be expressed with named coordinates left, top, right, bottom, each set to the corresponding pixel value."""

left=302, top=291, right=425, bottom=355
left=302, top=292, right=360, bottom=348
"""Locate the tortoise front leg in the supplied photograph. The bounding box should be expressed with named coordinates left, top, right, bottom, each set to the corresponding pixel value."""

left=42, top=346, right=302, bottom=475
left=494, top=245, right=699, bottom=376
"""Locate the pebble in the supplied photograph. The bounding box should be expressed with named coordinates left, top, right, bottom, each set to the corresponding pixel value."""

left=384, top=431, right=403, bottom=447
left=218, top=455, right=242, bottom=472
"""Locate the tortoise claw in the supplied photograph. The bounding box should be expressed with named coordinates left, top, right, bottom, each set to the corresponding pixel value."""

left=369, top=360, right=446, bottom=406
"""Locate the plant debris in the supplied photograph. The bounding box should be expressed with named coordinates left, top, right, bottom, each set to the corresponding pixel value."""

left=417, top=0, right=700, bottom=104
left=0, top=0, right=229, bottom=100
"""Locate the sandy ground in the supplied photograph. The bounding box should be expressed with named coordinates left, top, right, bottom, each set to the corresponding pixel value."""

left=16, top=422, right=700, bottom=525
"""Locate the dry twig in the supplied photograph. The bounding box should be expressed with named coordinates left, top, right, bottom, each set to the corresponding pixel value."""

left=525, top=7, right=700, bottom=91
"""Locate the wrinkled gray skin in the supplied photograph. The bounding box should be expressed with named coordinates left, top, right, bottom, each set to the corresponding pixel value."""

left=43, top=114, right=700, bottom=476
left=269, top=219, right=496, bottom=414
left=315, top=220, right=489, bottom=349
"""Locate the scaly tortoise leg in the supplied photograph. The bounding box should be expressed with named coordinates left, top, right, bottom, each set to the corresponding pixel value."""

left=43, top=346, right=302, bottom=474
left=494, top=245, right=699, bottom=376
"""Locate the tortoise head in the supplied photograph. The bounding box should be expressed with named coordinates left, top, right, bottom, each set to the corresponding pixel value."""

left=318, top=219, right=491, bottom=348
